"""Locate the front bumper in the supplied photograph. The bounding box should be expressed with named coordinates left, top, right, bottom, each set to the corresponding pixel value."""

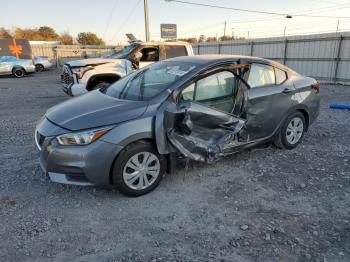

left=63, top=83, right=88, bottom=96
left=39, top=138, right=123, bottom=186
left=36, top=119, right=123, bottom=186
left=61, top=65, right=88, bottom=96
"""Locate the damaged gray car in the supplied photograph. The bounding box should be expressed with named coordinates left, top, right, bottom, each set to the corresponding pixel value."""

left=35, top=55, right=320, bottom=196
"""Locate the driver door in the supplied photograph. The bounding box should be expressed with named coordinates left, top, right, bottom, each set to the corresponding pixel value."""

left=158, top=70, right=247, bottom=162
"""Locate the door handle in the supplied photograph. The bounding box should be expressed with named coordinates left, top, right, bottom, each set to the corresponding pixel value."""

left=282, top=88, right=293, bottom=94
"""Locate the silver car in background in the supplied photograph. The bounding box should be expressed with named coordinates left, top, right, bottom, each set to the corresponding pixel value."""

left=34, top=56, right=53, bottom=72
left=0, top=56, right=35, bottom=78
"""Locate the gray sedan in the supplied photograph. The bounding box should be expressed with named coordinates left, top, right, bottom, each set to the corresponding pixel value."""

left=35, top=55, right=320, bottom=196
left=0, top=56, right=36, bottom=77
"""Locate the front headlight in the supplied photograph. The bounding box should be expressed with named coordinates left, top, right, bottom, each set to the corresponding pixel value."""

left=56, top=126, right=113, bottom=146
left=76, top=66, right=94, bottom=79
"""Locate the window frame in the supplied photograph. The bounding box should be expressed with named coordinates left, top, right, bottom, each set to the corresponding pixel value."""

left=274, top=66, right=288, bottom=85
left=246, top=62, right=289, bottom=88
left=137, top=46, right=160, bottom=62
left=180, top=69, right=236, bottom=102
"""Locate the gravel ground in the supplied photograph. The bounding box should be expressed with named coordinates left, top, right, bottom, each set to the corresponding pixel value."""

left=0, top=70, right=349, bottom=262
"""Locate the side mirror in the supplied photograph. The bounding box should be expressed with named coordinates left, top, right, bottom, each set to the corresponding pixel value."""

left=130, top=51, right=142, bottom=69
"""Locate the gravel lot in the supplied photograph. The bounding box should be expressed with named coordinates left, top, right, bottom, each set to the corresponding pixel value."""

left=0, top=70, right=349, bottom=262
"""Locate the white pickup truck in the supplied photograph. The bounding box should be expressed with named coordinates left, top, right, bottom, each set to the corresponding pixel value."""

left=61, top=41, right=193, bottom=96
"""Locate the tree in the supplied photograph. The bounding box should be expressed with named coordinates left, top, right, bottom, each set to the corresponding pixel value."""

left=76, top=32, right=105, bottom=45
left=0, top=27, right=12, bottom=38
left=198, top=35, right=207, bottom=43
left=38, top=26, right=59, bottom=40
left=178, top=37, right=198, bottom=44
left=206, top=37, right=217, bottom=42
left=59, top=31, right=73, bottom=45
left=14, top=28, right=40, bottom=40
left=219, top=35, right=245, bottom=41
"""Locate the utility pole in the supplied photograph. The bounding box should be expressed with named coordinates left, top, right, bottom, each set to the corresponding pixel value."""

left=144, top=0, right=150, bottom=41
left=224, top=21, right=227, bottom=37
left=247, top=31, right=250, bottom=39
left=283, top=26, right=286, bottom=37
left=231, top=28, right=234, bottom=39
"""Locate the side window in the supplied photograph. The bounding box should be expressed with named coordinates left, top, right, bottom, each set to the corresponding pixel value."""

left=182, top=83, right=195, bottom=101
left=247, top=63, right=275, bottom=88
left=164, top=45, right=187, bottom=59
left=275, top=67, right=287, bottom=84
left=181, top=71, right=236, bottom=113
left=139, top=47, right=159, bottom=62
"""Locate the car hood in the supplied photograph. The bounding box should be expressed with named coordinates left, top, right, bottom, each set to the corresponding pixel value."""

left=46, top=91, right=148, bottom=131
left=66, top=58, right=121, bottom=68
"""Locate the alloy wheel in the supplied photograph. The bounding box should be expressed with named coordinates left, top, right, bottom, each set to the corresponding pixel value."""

left=122, top=152, right=161, bottom=190
left=14, top=69, right=24, bottom=78
left=286, top=117, right=304, bottom=145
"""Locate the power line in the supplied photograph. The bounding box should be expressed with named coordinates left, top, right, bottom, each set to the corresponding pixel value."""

left=111, top=0, right=142, bottom=42
left=103, top=0, right=120, bottom=40
left=165, top=0, right=350, bottom=19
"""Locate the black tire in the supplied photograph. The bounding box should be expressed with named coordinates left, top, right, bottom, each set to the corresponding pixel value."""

left=274, top=111, right=306, bottom=150
left=112, top=141, right=166, bottom=197
left=12, top=67, right=25, bottom=78
left=35, top=64, right=45, bottom=72
left=91, top=82, right=110, bottom=91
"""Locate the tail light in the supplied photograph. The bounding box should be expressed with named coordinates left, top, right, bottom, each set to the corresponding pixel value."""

left=311, top=82, right=320, bottom=91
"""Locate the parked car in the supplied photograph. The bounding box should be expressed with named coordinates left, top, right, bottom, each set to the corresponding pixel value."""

left=35, top=55, right=320, bottom=196
left=34, top=56, right=53, bottom=71
left=0, top=56, right=35, bottom=78
left=0, top=38, right=35, bottom=78
left=60, top=41, right=193, bottom=96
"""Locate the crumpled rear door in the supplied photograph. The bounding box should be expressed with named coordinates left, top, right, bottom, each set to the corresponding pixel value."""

left=156, top=101, right=246, bottom=162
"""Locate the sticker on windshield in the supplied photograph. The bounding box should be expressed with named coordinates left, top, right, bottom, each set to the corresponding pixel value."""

left=166, top=66, right=195, bottom=76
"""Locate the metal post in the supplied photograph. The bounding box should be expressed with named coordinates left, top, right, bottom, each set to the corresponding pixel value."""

left=250, top=41, right=254, bottom=56
left=197, top=45, right=200, bottom=55
left=224, top=21, right=227, bottom=37
left=283, top=39, right=288, bottom=65
left=333, top=35, right=343, bottom=83
left=144, top=0, right=150, bottom=42
left=218, top=43, right=221, bottom=54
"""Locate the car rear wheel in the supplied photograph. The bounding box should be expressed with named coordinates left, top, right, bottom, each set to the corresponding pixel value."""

left=112, top=141, right=166, bottom=197
left=35, top=64, right=45, bottom=72
left=13, top=67, right=25, bottom=78
left=274, top=111, right=306, bottom=149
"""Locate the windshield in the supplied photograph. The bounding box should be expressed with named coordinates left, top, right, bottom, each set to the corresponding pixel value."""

left=102, top=61, right=196, bottom=101
left=103, top=44, right=137, bottom=59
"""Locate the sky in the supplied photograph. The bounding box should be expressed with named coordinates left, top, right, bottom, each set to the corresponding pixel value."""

left=1, top=0, right=350, bottom=44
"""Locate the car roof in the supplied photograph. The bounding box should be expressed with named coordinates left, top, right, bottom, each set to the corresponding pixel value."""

left=166, top=54, right=291, bottom=71
left=140, top=41, right=191, bottom=46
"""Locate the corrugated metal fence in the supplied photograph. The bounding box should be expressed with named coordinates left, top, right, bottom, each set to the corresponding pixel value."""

left=193, top=32, right=350, bottom=84
left=31, top=45, right=122, bottom=67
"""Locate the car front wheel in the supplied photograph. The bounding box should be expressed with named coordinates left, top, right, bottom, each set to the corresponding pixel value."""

left=275, top=111, right=306, bottom=149
left=112, top=141, right=166, bottom=197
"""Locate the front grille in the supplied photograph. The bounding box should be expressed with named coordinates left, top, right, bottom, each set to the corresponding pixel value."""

left=62, top=66, right=74, bottom=87
left=35, top=130, right=46, bottom=150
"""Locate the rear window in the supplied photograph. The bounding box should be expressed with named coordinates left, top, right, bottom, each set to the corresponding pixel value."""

left=163, top=45, right=188, bottom=59
left=275, top=67, right=287, bottom=84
